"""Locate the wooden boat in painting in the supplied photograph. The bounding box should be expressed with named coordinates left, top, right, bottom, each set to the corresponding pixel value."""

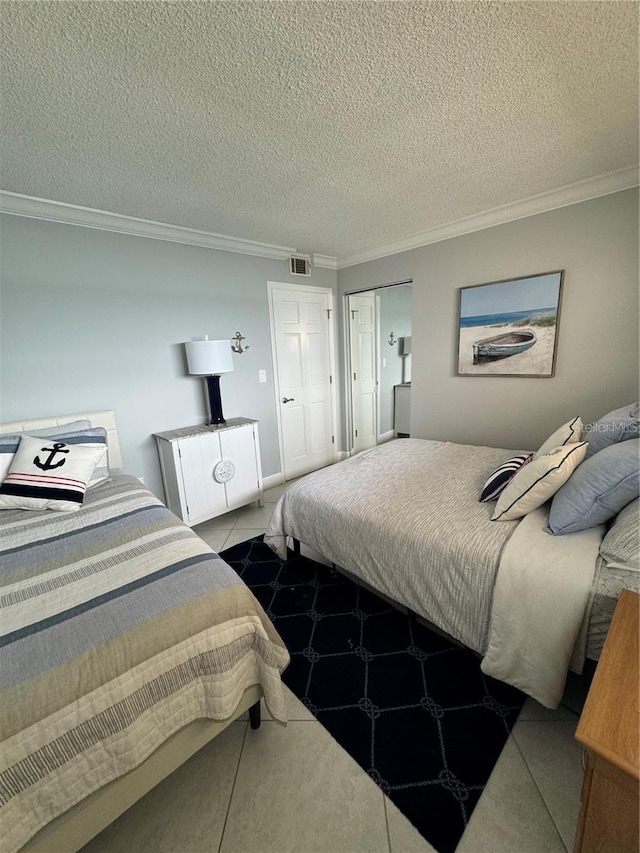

left=472, top=329, right=537, bottom=364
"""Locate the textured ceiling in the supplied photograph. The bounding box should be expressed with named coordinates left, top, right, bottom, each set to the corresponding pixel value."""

left=1, top=1, right=638, bottom=260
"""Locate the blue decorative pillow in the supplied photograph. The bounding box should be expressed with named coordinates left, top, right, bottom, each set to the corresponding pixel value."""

left=548, top=439, right=640, bottom=535
left=479, top=454, right=533, bottom=502
left=584, top=402, right=639, bottom=459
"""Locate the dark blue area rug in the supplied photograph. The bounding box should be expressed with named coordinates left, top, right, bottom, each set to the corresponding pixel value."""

left=220, top=537, right=525, bottom=853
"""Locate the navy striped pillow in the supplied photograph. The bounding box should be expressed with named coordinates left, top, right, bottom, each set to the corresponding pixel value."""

left=479, top=454, right=533, bottom=502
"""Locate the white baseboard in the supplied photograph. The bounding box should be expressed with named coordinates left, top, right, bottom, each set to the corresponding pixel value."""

left=378, top=430, right=396, bottom=443
left=263, top=472, right=284, bottom=490
left=264, top=454, right=349, bottom=487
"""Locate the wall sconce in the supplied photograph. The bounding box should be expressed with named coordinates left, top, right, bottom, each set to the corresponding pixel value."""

left=388, top=332, right=397, bottom=346
left=231, top=332, right=249, bottom=354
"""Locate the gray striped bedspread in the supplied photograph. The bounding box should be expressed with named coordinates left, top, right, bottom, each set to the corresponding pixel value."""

left=265, top=439, right=521, bottom=654
left=0, top=476, right=289, bottom=853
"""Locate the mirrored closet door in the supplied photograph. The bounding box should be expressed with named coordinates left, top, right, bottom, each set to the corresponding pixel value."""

left=346, top=282, right=412, bottom=452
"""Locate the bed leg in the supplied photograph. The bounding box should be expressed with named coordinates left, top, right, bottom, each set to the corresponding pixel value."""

left=292, top=538, right=301, bottom=556
left=248, top=700, right=261, bottom=730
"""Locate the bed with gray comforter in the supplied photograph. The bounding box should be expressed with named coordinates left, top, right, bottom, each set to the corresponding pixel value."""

left=266, top=439, right=521, bottom=654
left=265, top=438, right=637, bottom=706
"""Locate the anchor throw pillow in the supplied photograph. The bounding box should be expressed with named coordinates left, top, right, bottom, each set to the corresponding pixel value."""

left=0, top=426, right=109, bottom=488
left=0, top=434, right=105, bottom=512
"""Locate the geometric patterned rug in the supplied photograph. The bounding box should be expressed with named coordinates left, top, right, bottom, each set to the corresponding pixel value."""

left=219, top=537, right=525, bottom=853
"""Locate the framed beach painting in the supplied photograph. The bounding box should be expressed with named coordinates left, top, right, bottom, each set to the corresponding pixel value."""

left=456, top=270, right=564, bottom=377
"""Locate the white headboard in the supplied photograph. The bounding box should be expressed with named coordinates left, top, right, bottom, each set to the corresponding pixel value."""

left=0, top=410, right=123, bottom=469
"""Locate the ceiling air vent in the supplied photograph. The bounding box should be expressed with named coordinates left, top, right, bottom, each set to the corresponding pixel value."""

left=290, top=255, right=311, bottom=276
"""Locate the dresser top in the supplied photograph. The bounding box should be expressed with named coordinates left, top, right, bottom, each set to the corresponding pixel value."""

left=153, top=417, right=257, bottom=442
left=575, top=589, right=639, bottom=780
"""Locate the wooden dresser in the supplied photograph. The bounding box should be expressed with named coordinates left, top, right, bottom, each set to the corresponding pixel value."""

left=574, top=589, right=639, bottom=853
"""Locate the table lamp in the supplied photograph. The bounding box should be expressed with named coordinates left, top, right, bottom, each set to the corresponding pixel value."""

left=185, top=337, right=234, bottom=425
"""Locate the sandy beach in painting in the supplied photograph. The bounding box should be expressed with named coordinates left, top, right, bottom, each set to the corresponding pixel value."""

left=457, top=322, right=556, bottom=375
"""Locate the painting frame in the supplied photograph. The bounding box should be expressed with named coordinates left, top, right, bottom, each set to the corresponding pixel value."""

left=456, top=270, right=564, bottom=378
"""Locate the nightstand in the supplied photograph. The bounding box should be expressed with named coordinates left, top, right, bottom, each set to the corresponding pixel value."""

left=394, top=383, right=411, bottom=435
left=574, top=589, right=639, bottom=853
left=154, top=418, right=263, bottom=526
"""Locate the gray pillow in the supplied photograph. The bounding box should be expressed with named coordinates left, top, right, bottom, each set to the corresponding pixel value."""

left=547, top=439, right=640, bottom=535
left=0, top=421, right=95, bottom=456
left=0, top=418, right=91, bottom=441
left=584, top=402, right=639, bottom=459
left=600, top=498, right=640, bottom=571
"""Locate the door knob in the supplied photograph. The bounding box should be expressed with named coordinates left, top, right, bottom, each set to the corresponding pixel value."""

left=282, top=397, right=295, bottom=403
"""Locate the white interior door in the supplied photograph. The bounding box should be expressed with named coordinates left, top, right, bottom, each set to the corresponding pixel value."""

left=349, top=293, right=378, bottom=453
left=269, top=283, right=337, bottom=480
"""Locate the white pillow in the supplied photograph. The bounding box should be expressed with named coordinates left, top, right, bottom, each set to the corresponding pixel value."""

left=0, top=434, right=105, bottom=512
left=533, top=417, right=583, bottom=459
left=492, top=442, right=588, bottom=521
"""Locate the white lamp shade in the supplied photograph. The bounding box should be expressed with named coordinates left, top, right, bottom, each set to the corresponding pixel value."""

left=185, top=340, right=234, bottom=375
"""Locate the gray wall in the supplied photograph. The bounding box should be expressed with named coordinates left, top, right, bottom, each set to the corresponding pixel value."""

left=0, top=215, right=337, bottom=498
left=338, top=189, right=639, bottom=451
left=377, top=285, right=412, bottom=434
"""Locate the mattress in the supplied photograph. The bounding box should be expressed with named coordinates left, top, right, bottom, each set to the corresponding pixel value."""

left=0, top=475, right=289, bottom=853
left=586, top=556, right=640, bottom=660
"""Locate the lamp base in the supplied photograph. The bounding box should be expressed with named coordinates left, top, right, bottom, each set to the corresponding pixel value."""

left=205, top=375, right=226, bottom=425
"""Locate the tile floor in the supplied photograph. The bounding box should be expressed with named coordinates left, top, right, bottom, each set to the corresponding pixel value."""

left=82, top=484, right=587, bottom=853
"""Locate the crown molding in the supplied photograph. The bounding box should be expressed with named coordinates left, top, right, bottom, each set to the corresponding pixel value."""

left=312, top=253, right=338, bottom=270
left=0, top=191, right=297, bottom=261
left=2, top=164, right=637, bottom=269
left=336, top=165, right=640, bottom=269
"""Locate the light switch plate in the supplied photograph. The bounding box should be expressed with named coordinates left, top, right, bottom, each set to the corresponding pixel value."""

left=258, top=370, right=267, bottom=383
